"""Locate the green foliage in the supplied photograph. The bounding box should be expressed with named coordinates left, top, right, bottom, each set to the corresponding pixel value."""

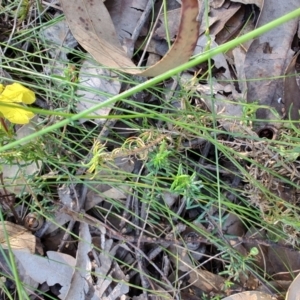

left=220, top=247, right=259, bottom=282
left=170, top=164, right=203, bottom=209
left=146, top=139, right=172, bottom=172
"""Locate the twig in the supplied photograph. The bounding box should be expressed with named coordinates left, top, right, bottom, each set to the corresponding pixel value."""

left=1, top=0, right=23, bottom=55
left=129, top=0, right=156, bottom=58
left=59, top=205, right=300, bottom=252
left=137, top=1, right=164, bottom=67
left=57, top=184, right=87, bottom=251
left=0, top=173, right=22, bottom=224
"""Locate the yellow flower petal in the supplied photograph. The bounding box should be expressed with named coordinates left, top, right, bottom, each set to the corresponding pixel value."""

left=0, top=102, right=34, bottom=124
left=0, top=84, right=4, bottom=94
left=1, top=83, right=35, bottom=104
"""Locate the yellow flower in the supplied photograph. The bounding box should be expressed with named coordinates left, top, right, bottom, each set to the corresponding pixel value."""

left=0, top=83, right=36, bottom=124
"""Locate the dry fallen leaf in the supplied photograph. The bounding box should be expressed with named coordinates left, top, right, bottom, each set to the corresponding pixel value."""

left=76, top=59, right=121, bottom=124
left=64, top=222, right=92, bottom=300
left=14, top=250, right=76, bottom=299
left=0, top=221, right=36, bottom=253
left=244, top=0, right=299, bottom=127
left=221, top=291, right=274, bottom=300
left=60, top=0, right=200, bottom=76
left=85, top=184, right=129, bottom=211
left=210, top=0, right=226, bottom=9
left=39, top=19, right=78, bottom=80
left=105, top=0, right=149, bottom=44
left=2, top=118, right=42, bottom=194
left=230, top=0, right=264, bottom=9
left=283, top=51, right=300, bottom=120
left=188, top=269, right=226, bottom=294
left=204, top=1, right=241, bottom=38
left=286, top=272, right=300, bottom=300
left=93, top=239, right=130, bottom=299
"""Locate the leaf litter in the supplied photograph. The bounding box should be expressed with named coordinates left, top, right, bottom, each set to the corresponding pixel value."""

left=0, top=0, right=300, bottom=299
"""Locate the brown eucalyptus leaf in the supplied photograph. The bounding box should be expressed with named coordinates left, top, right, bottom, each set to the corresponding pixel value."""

left=188, top=269, right=225, bottom=293
left=142, top=0, right=200, bottom=77
left=0, top=221, right=36, bottom=254
left=61, top=0, right=135, bottom=70
left=283, top=51, right=300, bottom=121
left=60, top=0, right=200, bottom=76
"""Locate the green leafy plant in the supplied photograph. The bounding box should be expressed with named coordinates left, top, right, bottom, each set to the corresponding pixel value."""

left=220, top=247, right=259, bottom=282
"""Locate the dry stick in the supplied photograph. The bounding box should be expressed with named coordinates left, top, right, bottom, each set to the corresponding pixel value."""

left=129, top=0, right=156, bottom=59
left=136, top=0, right=163, bottom=67
left=119, top=162, right=145, bottom=230
left=57, top=220, right=76, bottom=252
left=136, top=251, right=153, bottom=298
left=134, top=246, right=177, bottom=296
left=1, top=0, right=23, bottom=55
left=59, top=205, right=300, bottom=252
left=0, top=173, right=22, bottom=224
left=156, top=77, right=179, bottom=129
left=62, top=205, right=295, bottom=297
left=57, top=184, right=88, bottom=251
left=59, top=205, right=176, bottom=293
left=41, top=1, right=61, bottom=11
left=119, top=160, right=145, bottom=232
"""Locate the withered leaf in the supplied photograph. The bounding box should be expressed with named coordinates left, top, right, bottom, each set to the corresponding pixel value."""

left=60, top=0, right=200, bottom=76
left=284, top=51, right=300, bottom=121
left=0, top=221, right=36, bottom=253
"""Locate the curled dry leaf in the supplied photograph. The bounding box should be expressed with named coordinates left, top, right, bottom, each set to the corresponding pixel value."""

left=60, top=0, right=200, bottom=76
left=37, top=184, right=74, bottom=236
